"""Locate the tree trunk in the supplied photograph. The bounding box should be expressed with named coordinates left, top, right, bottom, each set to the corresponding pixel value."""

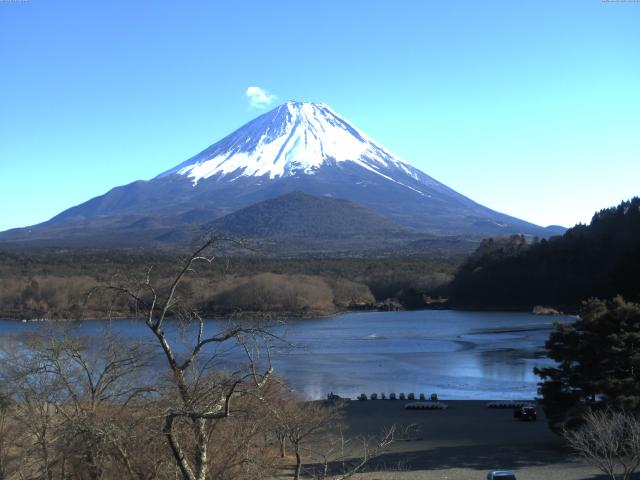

left=294, top=449, right=302, bottom=480
left=40, top=437, right=53, bottom=480
left=194, top=418, right=209, bottom=480
left=279, top=436, right=286, bottom=458
left=164, top=416, right=196, bottom=480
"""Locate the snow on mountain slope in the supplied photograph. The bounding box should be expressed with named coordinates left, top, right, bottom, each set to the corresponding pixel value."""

left=157, top=101, right=431, bottom=194
left=0, top=99, right=562, bottom=248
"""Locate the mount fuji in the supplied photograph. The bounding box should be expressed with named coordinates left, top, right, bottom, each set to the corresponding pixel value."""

left=1, top=101, right=564, bottom=251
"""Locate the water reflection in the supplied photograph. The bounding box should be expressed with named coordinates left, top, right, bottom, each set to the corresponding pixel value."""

left=0, top=310, right=561, bottom=400
left=477, top=349, right=536, bottom=382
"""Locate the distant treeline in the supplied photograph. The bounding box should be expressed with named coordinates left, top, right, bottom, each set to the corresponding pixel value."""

left=449, top=197, right=640, bottom=310
left=0, top=251, right=458, bottom=320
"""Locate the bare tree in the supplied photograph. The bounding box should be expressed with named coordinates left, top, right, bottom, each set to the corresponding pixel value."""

left=0, top=237, right=392, bottom=480
left=311, top=424, right=396, bottom=480
left=270, top=399, right=342, bottom=480
left=92, top=237, right=277, bottom=480
left=0, top=389, right=18, bottom=480
left=203, top=389, right=280, bottom=480
left=39, top=333, right=157, bottom=480
left=0, top=330, right=158, bottom=480
left=266, top=391, right=396, bottom=480
left=563, top=408, right=640, bottom=480
left=0, top=334, right=65, bottom=480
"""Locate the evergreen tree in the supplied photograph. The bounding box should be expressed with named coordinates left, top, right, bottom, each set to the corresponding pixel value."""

left=450, top=197, right=640, bottom=309
left=536, top=297, right=640, bottom=429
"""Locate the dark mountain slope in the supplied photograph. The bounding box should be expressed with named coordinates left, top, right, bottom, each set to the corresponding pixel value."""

left=208, top=192, right=408, bottom=239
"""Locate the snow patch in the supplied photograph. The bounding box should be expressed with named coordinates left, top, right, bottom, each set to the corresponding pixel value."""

left=159, top=101, right=432, bottom=196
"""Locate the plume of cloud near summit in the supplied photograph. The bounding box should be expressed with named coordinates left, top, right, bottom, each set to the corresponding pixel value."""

left=245, top=86, right=276, bottom=109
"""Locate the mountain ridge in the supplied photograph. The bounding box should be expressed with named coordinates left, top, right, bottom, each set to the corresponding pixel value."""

left=0, top=101, right=565, bottom=251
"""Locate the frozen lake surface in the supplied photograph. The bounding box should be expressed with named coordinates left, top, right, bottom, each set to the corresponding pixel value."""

left=0, top=310, right=564, bottom=400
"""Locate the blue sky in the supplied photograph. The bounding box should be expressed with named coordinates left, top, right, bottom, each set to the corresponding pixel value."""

left=1, top=0, right=639, bottom=231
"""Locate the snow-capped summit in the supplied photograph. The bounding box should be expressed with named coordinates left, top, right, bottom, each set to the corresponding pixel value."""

left=158, top=101, right=427, bottom=193
left=3, top=100, right=563, bottom=249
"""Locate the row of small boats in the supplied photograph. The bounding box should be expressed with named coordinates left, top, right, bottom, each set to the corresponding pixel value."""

left=355, top=392, right=439, bottom=401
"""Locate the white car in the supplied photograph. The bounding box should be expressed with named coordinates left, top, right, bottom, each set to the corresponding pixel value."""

left=486, top=471, right=516, bottom=480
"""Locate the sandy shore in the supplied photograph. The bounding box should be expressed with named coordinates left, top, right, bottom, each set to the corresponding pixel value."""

left=329, top=400, right=604, bottom=480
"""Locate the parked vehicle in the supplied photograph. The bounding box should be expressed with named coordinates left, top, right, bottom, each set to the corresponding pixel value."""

left=513, top=404, right=537, bottom=421
left=486, top=470, right=516, bottom=480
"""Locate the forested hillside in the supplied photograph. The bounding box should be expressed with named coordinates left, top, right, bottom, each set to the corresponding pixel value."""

left=450, top=198, right=640, bottom=310
left=0, top=251, right=457, bottom=320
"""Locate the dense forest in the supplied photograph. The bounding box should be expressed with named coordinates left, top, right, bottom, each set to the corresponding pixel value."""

left=0, top=250, right=458, bottom=320
left=450, top=198, right=640, bottom=310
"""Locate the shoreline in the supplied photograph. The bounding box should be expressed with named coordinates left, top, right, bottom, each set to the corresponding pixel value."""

left=0, top=304, right=577, bottom=324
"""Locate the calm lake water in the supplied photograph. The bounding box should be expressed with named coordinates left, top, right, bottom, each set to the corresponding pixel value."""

left=0, top=310, right=565, bottom=400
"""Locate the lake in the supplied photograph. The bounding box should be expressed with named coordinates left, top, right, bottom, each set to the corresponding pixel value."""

left=0, top=310, right=565, bottom=400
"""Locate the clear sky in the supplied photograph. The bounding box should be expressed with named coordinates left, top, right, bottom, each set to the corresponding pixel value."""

left=1, top=0, right=639, bottom=231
